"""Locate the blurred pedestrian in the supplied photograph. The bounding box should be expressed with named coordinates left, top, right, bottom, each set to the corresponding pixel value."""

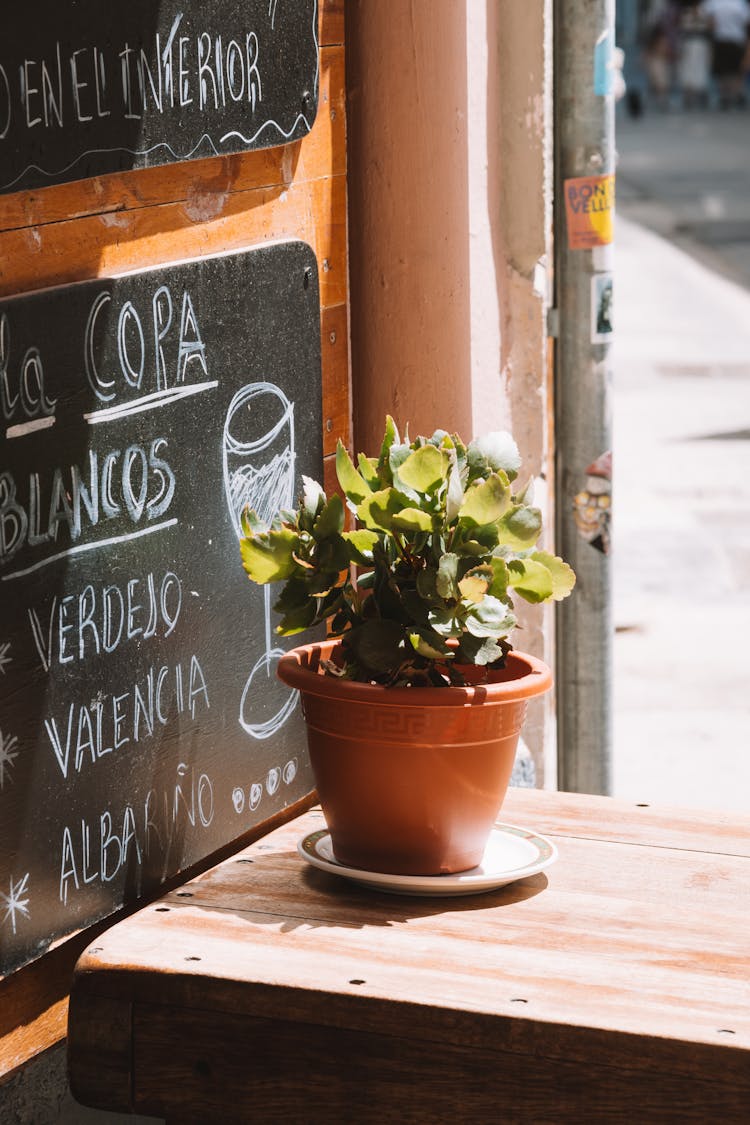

left=644, top=22, right=674, bottom=108
left=701, top=0, right=750, bottom=107
left=679, top=3, right=712, bottom=108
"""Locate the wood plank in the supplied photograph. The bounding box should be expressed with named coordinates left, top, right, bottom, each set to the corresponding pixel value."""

left=0, top=173, right=347, bottom=305
left=321, top=303, right=351, bottom=456
left=132, top=1004, right=749, bottom=1125
left=502, top=787, right=750, bottom=858
left=66, top=993, right=132, bottom=1114
left=69, top=803, right=750, bottom=1082
left=319, top=0, right=345, bottom=46
left=0, top=46, right=345, bottom=233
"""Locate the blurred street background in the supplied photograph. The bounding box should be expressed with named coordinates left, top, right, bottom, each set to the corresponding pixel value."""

left=612, top=1, right=750, bottom=811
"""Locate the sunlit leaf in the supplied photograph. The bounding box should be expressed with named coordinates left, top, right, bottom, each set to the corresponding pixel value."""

left=312, top=493, right=345, bottom=539
left=530, top=551, right=577, bottom=600
left=397, top=444, right=450, bottom=494
left=458, top=573, right=489, bottom=604
left=508, top=558, right=554, bottom=603
left=240, top=528, right=298, bottom=583
left=458, top=473, right=511, bottom=525
left=358, top=488, right=412, bottom=531
left=336, top=439, right=372, bottom=503
left=496, top=505, right=543, bottom=549
left=436, top=553, right=459, bottom=599
left=391, top=507, right=433, bottom=533
left=408, top=630, right=453, bottom=660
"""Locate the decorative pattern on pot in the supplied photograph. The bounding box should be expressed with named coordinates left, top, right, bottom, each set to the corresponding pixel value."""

left=278, top=640, right=552, bottom=876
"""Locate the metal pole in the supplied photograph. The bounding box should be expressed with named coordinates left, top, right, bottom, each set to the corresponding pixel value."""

left=553, top=0, right=614, bottom=793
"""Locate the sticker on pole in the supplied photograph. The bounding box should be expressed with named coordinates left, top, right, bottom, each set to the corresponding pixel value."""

left=564, top=174, right=615, bottom=249
left=591, top=273, right=613, bottom=343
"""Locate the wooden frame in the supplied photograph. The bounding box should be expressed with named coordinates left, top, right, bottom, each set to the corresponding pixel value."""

left=0, top=0, right=348, bottom=1081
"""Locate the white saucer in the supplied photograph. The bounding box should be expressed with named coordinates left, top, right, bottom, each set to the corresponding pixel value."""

left=297, top=823, right=557, bottom=897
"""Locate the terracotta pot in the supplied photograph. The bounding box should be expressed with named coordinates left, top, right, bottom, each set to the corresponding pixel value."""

left=277, top=639, right=552, bottom=876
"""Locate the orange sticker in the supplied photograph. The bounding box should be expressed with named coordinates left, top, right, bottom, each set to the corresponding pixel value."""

left=564, top=174, right=615, bottom=249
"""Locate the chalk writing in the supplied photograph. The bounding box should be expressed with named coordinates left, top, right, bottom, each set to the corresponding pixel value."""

left=59, top=765, right=215, bottom=904
left=0, top=241, right=321, bottom=977
left=44, top=654, right=210, bottom=779
left=1, top=873, right=30, bottom=934
left=223, top=383, right=299, bottom=740
left=0, top=438, right=177, bottom=575
left=0, top=728, right=19, bottom=788
left=27, top=570, right=182, bottom=672
left=0, top=1, right=319, bottom=193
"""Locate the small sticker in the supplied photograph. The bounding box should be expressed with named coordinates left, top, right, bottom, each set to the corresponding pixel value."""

left=591, top=273, right=613, bottom=343
left=594, top=30, right=615, bottom=96
left=573, top=452, right=611, bottom=555
left=564, top=174, right=615, bottom=249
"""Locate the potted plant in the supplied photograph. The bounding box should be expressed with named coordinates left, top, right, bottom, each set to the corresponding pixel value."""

left=239, top=418, right=575, bottom=876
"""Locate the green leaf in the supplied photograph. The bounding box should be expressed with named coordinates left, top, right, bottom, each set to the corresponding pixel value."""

left=496, top=505, right=543, bottom=549
left=391, top=507, right=433, bottom=533
left=408, top=630, right=453, bottom=660
left=487, top=557, right=510, bottom=600
left=454, top=536, right=490, bottom=558
left=397, top=444, right=450, bottom=494
left=455, top=634, right=505, bottom=666
left=377, top=415, right=400, bottom=478
left=240, top=507, right=268, bottom=536
left=530, top=551, right=577, bottom=600
left=344, top=619, right=405, bottom=674
left=357, top=454, right=381, bottom=489
left=458, top=572, right=489, bottom=604
left=427, top=605, right=460, bottom=637
left=416, top=566, right=438, bottom=601
left=436, top=553, right=459, bottom=599
left=276, top=600, right=319, bottom=636
left=445, top=457, right=465, bottom=523
left=357, top=488, right=412, bottom=531
left=336, top=440, right=372, bottom=504
left=240, top=527, right=298, bottom=583
left=388, top=443, right=412, bottom=480
left=458, top=473, right=511, bottom=526
left=273, top=577, right=311, bottom=614
left=465, top=595, right=516, bottom=638
left=312, top=493, right=345, bottom=540
left=342, top=528, right=379, bottom=564
left=508, top=558, right=554, bottom=603
left=301, top=476, right=326, bottom=525
left=313, top=535, right=350, bottom=579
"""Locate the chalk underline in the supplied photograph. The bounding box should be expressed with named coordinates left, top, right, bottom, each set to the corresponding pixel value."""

left=1, top=519, right=178, bottom=582
left=5, top=416, right=56, bottom=440
left=84, top=381, right=219, bottom=423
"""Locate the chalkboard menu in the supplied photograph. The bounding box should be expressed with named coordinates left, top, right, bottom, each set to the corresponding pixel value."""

left=0, top=0, right=319, bottom=194
left=0, top=241, right=322, bottom=974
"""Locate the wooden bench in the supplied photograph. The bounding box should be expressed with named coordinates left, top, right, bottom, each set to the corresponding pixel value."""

left=67, top=788, right=750, bottom=1123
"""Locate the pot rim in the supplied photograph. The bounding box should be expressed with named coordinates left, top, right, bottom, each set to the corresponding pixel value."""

left=277, top=639, right=552, bottom=706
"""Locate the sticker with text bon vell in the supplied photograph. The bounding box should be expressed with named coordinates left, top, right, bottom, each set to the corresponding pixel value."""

left=564, top=174, right=615, bottom=249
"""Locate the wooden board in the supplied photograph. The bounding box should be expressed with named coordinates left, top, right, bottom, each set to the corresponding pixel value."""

left=66, top=789, right=750, bottom=1123
left=0, top=0, right=319, bottom=194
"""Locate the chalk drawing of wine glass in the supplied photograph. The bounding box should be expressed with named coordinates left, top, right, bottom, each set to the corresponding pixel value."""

left=222, top=382, right=298, bottom=739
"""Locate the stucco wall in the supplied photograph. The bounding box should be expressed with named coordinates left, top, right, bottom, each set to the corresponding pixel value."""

left=346, top=0, right=555, bottom=782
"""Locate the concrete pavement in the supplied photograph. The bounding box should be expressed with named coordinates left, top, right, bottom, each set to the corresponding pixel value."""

left=612, top=213, right=750, bottom=812
left=616, top=109, right=750, bottom=290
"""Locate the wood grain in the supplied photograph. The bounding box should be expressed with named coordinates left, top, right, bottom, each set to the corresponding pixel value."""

left=68, top=791, right=750, bottom=1122
left=0, top=46, right=345, bottom=238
